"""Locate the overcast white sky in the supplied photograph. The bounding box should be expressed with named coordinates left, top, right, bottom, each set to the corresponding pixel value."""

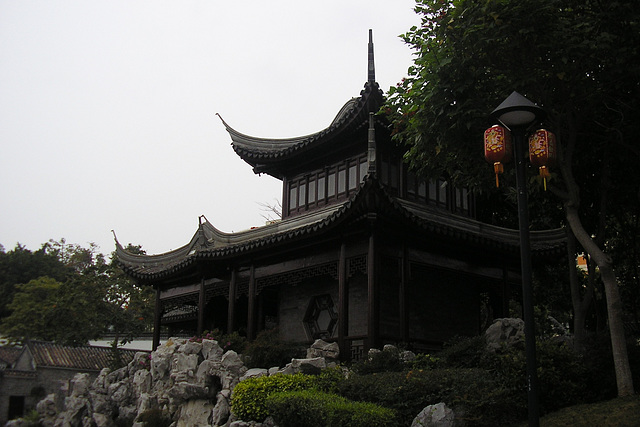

left=0, top=1, right=418, bottom=256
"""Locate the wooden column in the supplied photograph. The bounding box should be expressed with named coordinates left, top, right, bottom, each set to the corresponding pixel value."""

left=338, top=242, right=348, bottom=360
left=247, top=265, right=256, bottom=340
left=502, top=267, right=510, bottom=317
left=227, top=268, right=237, bottom=334
left=152, top=287, right=162, bottom=350
left=400, top=245, right=409, bottom=343
left=197, top=277, right=205, bottom=335
left=367, top=232, right=378, bottom=350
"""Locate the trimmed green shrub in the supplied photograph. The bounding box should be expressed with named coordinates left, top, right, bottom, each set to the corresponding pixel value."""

left=313, top=365, right=347, bottom=393
left=267, top=389, right=396, bottom=427
left=266, top=389, right=331, bottom=427
left=244, top=329, right=305, bottom=368
left=231, top=373, right=315, bottom=422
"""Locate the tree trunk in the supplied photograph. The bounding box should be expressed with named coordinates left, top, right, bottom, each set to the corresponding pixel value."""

left=557, top=117, right=634, bottom=396
left=565, top=204, right=634, bottom=396
left=566, top=229, right=593, bottom=352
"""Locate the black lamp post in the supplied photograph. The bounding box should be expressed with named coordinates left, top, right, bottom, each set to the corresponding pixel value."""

left=490, top=91, right=546, bottom=427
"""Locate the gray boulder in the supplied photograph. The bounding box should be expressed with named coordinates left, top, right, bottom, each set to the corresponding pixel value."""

left=485, top=318, right=525, bottom=352
left=412, top=402, right=458, bottom=427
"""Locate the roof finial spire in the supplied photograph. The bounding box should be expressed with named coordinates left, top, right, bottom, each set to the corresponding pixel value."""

left=368, top=29, right=375, bottom=83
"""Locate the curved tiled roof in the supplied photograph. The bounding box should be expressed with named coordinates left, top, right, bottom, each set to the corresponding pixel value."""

left=218, top=81, right=385, bottom=176
left=116, top=177, right=566, bottom=281
left=10, top=341, right=144, bottom=371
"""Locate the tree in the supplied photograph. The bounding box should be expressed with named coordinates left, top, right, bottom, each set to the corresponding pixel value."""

left=0, top=243, right=71, bottom=319
left=0, top=239, right=153, bottom=347
left=102, top=244, right=154, bottom=348
left=0, top=276, right=105, bottom=346
left=387, top=0, right=639, bottom=396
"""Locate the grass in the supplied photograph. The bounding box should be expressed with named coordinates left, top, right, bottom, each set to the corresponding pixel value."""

left=525, top=395, right=640, bottom=427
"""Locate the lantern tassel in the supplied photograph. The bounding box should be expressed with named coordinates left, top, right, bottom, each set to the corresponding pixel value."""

left=494, top=162, right=504, bottom=188
left=539, top=166, right=550, bottom=191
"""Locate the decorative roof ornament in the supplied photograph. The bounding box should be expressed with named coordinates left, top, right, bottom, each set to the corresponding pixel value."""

left=368, top=29, right=375, bottom=83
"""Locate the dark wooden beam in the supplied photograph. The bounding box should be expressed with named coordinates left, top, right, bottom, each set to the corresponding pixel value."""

left=338, top=242, right=348, bottom=359
left=152, top=288, right=162, bottom=350
left=247, top=265, right=256, bottom=340
left=197, top=277, right=205, bottom=335
left=367, top=232, right=378, bottom=350
left=400, top=245, right=409, bottom=343
left=227, top=268, right=237, bottom=334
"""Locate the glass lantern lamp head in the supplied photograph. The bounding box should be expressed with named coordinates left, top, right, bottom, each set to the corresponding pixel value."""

left=490, top=91, right=546, bottom=129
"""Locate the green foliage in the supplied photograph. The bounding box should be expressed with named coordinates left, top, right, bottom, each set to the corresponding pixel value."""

left=313, top=366, right=347, bottom=394
left=137, top=408, right=172, bottom=427
left=351, top=346, right=405, bottom=374
left=0, top=276, right=105, bottom=345
left=231, top=373, right=316, bottom=422
left=338, top=368, right=517, bottom=426
left=535, top=395, right=640, bottom=427
left=408, top=353, right=439, bottom=371
left=21, top=409, right=41, bottom=425
left=0, top=243, right=70, bottom=319
left=243, top=328, right=305, bottom=368
left=266, top=389, right=330, bottom=427
left=435, top=335, right=487, bottom=369
left=267, top=389, right=396, bottom=427
left=0, top=239, right=153, bottom=347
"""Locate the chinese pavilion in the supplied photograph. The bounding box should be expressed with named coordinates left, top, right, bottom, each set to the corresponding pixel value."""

left=116, top=31, right=565, bottom=359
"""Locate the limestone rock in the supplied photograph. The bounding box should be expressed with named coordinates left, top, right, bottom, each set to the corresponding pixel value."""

left=240, top=368, right=268, bottom=381
left=306, top=339, right=339, bottom=360
left=133, top=369, right=151, bottom=395
left=221, top=350, right=247, bottom=377
left=290, top=357, right=326, bottom=374
left=171, top=352, right=199, bottom=374
left=180, top=340, right=203, bottom=355
left=176, top=399, right=214, bottom=427
left=70, top=373, right=91, bottom=397
left=202, top=339, right=224, bottom=361
left=168, top=382, right=210, bottom=402
left=40, top=336, right=343, bottom=427
left=411, top=402, right=457, bottom=427
left=400, top=350, right=416, bottom=363
left=485, top=318, right=525, bottom=352
left=36, top=393, right=57, bottom=427
left=211, top=392, right=231, bottom=426
left=368, top=348, right=381, bottom=359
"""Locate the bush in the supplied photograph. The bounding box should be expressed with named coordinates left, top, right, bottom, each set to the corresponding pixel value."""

left=231, top=373, right=316, bottom=422
left=408, top=352, right=440, bottom=370
left=243, top=329, right=305, bottom=368
left=338, top=368, right=522, bottom=426
left=351, top=346, right=405, bottom=374
left=267, top=389, right=396, bottom=427
left=435, top=335, right=487, bottom=369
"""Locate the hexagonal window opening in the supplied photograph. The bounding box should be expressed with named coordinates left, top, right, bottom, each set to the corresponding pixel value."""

left=303, top=294, right=338, bottom=340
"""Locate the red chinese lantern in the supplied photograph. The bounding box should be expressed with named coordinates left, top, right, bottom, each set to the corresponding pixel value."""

left=528, top=129, right=557, bottom=190
left=484, top=125, right=512, bottom=188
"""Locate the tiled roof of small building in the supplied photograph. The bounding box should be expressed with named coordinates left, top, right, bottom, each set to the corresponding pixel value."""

left=0, top=346, right=21, bottom=368
left=116, top=176, right=567, bottom=280
left=27, top=341, right=144, bottom=371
